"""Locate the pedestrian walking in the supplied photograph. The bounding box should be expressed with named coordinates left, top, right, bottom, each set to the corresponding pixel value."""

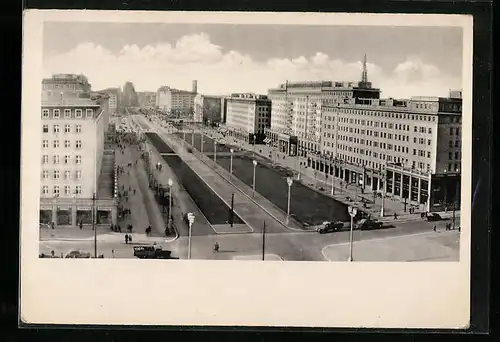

left=394, top=212, right=398, bottom=220
left=433, top=224, right=437, bottom=232
left=125, top=234, right=129, bottom=244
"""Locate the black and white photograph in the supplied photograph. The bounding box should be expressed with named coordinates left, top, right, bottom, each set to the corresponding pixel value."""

left=21, top=11, right=473, bottom=328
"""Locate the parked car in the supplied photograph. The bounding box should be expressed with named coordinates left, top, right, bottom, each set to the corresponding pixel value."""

left=426, top=213, right=442, bottom=221
left=65, top=250, right=92, bottom=258
left=317, top=221, right=345, bottom=234
left=356, top=219, right=383, bottom=230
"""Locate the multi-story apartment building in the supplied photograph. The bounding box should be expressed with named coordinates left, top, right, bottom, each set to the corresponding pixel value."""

left=314, top=93, right=462, bottom=212
left=39, top=78, right=116, bottom=227
left=194, top=94, right=223, bottom=123
left=225, top=93, right=272, bottom=144
left=265, top=57, right=462, bottom=212
left=156, top=85, right=196, bottom=116
left=97, top=88, right=120, bottom=114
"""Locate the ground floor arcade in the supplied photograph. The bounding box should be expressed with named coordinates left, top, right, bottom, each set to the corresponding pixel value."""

left=40, top=197, right=118, bottom=227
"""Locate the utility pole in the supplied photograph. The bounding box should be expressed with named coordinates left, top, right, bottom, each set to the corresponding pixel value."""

left=92, top=192, right=97, bottom=258
left=262, top=221, right=266, bottom=261
left=229, top=193, right=234, bottom=228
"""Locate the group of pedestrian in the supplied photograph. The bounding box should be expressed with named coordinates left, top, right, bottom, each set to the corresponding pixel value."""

left=124, top=234, right=133, bottom=244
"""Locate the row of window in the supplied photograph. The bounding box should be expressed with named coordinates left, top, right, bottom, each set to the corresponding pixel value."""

left=449, top=127, right=460, bottom=135
left=41, top=185, right=82, bottom=196
left=42, top=108, right=93, bottom=118
left=42, top=140, right=82, bottom=149
left=42, top=154, right=82, bottom=164
left=449, top=152, right=461, bottom=160
left=43, top=124, right=82, bottom=134
left=41, top=169, right=82, bottom=180
left=329, top=108, right=440, bottom=122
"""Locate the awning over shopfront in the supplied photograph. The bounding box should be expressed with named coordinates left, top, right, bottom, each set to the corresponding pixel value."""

left=263, top=137, right=272, bottom=144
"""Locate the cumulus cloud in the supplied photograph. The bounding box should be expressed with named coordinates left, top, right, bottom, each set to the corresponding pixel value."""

left=43, top=32, right=461, bottom=98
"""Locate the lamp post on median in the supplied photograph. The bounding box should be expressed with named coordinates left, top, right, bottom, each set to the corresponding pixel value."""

left=286, top=177, right=293, bottom=224
left=214, top=141, right=217, bottom=164
left=200, top=132, right=204, bottom=154
left=230, top=148, right=234, bottom=176
left=183, top=129, right=186, bottom=147
left=347, top=206, right=357, bottom=262
left=252, top=160, right=257, bottom=198
left=167, top=178, right=173, bottom=231
left=187, top=213, right=195, bottom=259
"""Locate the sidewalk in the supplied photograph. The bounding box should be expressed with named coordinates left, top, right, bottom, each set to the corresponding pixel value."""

left=115, top=147, right=151, bottom=232
left=130, top=147, right=176, bottom=239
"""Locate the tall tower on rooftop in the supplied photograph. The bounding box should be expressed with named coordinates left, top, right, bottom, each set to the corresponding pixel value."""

left=358, top=54, right=372, bottom=89
left=361, top=54, right=368, bottom=83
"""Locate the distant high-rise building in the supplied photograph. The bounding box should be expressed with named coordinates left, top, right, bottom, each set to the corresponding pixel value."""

left=192, top=80, right=198, bottom=94
left=194, top=94, right=223, bottom=123
left=156, top=85, right=196, bottom=117
left=225, top=93, right=271, bottom=144
left=122, top=82, right=139, bottom=107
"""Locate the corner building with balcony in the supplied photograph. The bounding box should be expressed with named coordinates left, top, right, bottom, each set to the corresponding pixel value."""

left=39, top=83, right=117, bottom=227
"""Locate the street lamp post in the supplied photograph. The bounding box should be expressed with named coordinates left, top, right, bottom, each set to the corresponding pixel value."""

left=200, top=133, right=204, bottom=154
left=380, top=170, right=386, bottom=218
left=214, top=141, right=217, bottom=164
left=191, top=128, right=195, bottom=147
left=167, top=178, right=173, bottom=231
left=252, top=160, right=257, bottom=198
left=252, top=133, right=256, bottom=158
left=347, top=206, right=357, bottom=262
left=286, top=177, right=293, bottom=224
left=187, top=213, right=195, bottom=259
left=72, top=194, right=77, bottom=228
left=183, top=130, right=186, bottom=147
left=230, top=148, right=234, bottom=176
left=330, top=172, right=335, bottom=196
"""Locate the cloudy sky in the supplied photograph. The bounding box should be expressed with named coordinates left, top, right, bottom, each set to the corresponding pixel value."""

left=42, top=22, right=463, bottom=98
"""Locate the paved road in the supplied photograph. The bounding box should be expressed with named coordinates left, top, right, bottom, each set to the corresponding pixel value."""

left=39, top=218, right=460, bottom=261
left=179, top=132, right=351, bottom=225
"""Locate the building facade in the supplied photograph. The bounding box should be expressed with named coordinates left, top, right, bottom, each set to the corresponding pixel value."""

left=39, top=76, right=116, bottom=227
left=224, top=93, right=271, bottom=143
left=265, top=57, right=462, bottom=212
left=156, top=85, right=196, bottom=116
left=42, top=74, right=92, bottom=100
left=266, top=79, right=380, bottom=156
left=194, top=94, right=223, bottom=124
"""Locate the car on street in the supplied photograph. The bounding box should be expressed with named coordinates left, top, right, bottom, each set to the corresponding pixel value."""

left=356, top=218, right=383, bottom=230
left=426, top=213, right=442, bottom=221
left=133, top=245, right=179, bottom=259
left=316, top=221, right=345, bottom=234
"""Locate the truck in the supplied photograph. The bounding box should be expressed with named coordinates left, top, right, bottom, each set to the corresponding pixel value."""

left=133, top=245, right=179, bottom=259
left=355, top=219, right=383, bottom=230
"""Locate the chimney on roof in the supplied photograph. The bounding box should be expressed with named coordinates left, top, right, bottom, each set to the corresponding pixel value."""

left=192, top=80, right=198, bottom=93
left=60, top=92, right=64, bottom=104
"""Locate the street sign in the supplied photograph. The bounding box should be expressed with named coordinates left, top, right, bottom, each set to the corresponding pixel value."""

left=187, top=212, right=195, bottom=225
left=348, top=206, right=357, bottom=217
